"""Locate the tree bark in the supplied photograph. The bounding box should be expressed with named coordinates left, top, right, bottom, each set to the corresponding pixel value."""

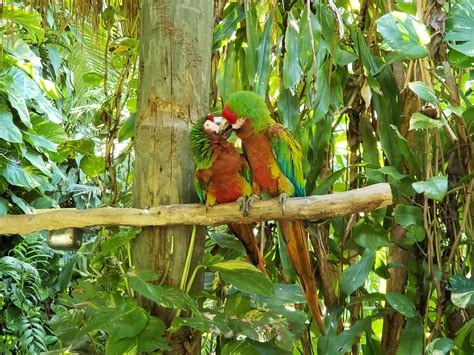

left=381, top=225, right=410, bottom=355
left=132, top=1, right=212, bottom=353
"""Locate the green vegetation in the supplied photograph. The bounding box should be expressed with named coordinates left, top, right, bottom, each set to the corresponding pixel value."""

left=0, top=0, right=473, bottom=353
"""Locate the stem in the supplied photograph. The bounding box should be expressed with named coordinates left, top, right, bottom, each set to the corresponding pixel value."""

left=159, top=234, right=174, bottom=286
left=186, top=265, right=203, bottom=294
left=180, top=225, right=197, bottom=291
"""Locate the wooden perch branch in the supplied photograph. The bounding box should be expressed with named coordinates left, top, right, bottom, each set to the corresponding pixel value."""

left=0, top=183, right=392, bottom=235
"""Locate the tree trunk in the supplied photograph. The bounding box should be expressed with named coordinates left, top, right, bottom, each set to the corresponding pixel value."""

left=132, top=1, right=212, bottom=353
left=381, top=225, right=409, bottom=355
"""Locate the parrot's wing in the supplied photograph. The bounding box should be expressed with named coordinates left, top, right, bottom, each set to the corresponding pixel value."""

left=194, top=169, right=210, bottom=204
left=239, top=154, right=252, bottom=185
left=267, top=123, right=305, bottom=197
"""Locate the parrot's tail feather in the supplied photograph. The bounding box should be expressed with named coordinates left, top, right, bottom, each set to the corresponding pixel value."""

left=229, top=223, right=267, bottom=274
left=279, top=220, right=325, bottom=335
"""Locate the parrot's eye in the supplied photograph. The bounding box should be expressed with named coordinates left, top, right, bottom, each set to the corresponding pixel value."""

left=212, top=116, right=223, bottom=125
left=203, top=119, right=219, bottom=133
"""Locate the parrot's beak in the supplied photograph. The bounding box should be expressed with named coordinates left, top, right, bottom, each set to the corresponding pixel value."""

left=217, top=118, right=233, bottom=138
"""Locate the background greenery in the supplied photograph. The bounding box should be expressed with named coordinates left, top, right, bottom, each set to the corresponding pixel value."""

left=0, top=0, right=472, bottom=353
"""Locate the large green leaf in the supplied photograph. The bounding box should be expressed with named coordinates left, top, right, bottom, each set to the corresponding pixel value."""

left=0, top=109, right=22, bottom=143
left=393, top=204, right=423, bottom=227
left=1, top=6, right=44, bottom=41
left=137, top=316, right=170, bottom=352
left=80, top=155, right=105, bottom=177
left=322, top=316, right=376, bottom=354
left=105, top=337, right=137, bottom=355
left=312, top=168, right=345, bottom=195
left=161, top=286, right=199, bottom=313
left=408, top=81, right=437, bottom=105
left=445, top=0, right=474, bottom=57
left=244, top=3, right=259, bottom=86
left=108, top=306, right=149, bottom=339
left=277, top=230, right=297, bottom=282
left=0, top=197, right=8, bottom=216
left=23, top=150, right=52, bottom=177
left=4, top=36, right=42, bottom=66
left=278, top=86, right=300, bottom=132
left=58, top=254, right=80, bottom=291
left=128, top=276, right=164, bottom=303
left=282, top=12, right=301, bottom=91
left=390, top=125, right=420, bottom=174
left=217, top=42, right=240, bottom=101
left=412, top=176, right=448, bottom=201
left=426, top=337, right=455, bottom=355
left=376, top=11, right=430, bottom=59
left=454, top=318, right=474, bottom=351
left=368, top=61, right=403, bottom=170
left=31, top=114, right=67, bottom=143
left=450, top=276, right=474, bottom=308
left=396, top=317, right=423, bottom=355
left=7, top=91, right=30, bottom=127
left=0, top=158, right=41, bottom=189
left=83, top=300, right=148, bottom=340
left=58, top=139, right=95, bottom=158
left=385, top=292, right=415, bottom=318
left=405, top=224, right=426, bottom=245
left=34, top=95, right=62, bottom=123
left=253, top=283, right=306, bottom=306
left=46, top=44, right=61, bottom=78
left=254, top=10, right=274, bottom=96
left=313, top=60, right=331, bottom=121
left=9, top=192, right=33, bottom=213
left=353, top=222, right=390, bottom=251
left=340, top=249, right=376, bottom=296
left=209, top=232, right=246, bottom=255
left=128, top=274, right=198, bottom=312
left=361, top=119, right=384, bottom=186
left=82, top=72, right=103, bottom=87
left=172, top=313, right=232, bottom=335
left=222, top=341, right=260, bottom=355
left=213, top=3, right=245, bottom=49
left=9, top=67, right=42, bottom=99
left=24, top=132, right=58, bottom=153
left=224, top=292, right=251, bottom=317
left=98, top=228, right=140, bottom=257
left=118, top=113, right=136, bottom=142
left=409, top=113, right=446, bottom=131
left=210, top=260, right=273, bottom=296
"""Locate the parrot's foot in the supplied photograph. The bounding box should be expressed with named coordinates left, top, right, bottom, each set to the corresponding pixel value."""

left=245, top=195, right=259, bottom=215
left=237, top=197, right=247, bottom=216
left=278, top=193, right=289, bottom=214
left=237, top=195, right=259, bottom=216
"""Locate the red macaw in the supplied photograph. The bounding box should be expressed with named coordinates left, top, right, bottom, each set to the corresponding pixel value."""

left=220, top=91, right=325, bottom=335
left=190, top=114, right=266, bottom=273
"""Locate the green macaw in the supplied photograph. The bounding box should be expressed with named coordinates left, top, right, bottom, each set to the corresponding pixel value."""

left=190, top=114, right=266, bottom=273
left=220, top=91, right=325, bottom=334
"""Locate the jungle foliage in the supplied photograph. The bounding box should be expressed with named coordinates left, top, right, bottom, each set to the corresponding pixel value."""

left=0, top=0, right=473, bottom=354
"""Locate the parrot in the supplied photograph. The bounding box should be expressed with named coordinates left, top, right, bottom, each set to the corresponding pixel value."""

left=219, top=91, right=325, bottom=335
left=190, top=114, right=266, bottom=274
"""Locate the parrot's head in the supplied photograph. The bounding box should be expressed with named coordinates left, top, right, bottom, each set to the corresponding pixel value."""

left=204, top=114, right=232, bottom=138
left=202, top=114, right=220, bottom=133
left=220, top=91, right=272, bottom=133
left=190, top=114, right=226, bottom=167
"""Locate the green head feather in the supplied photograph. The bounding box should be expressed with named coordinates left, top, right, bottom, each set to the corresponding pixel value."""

left=190, top=116, right=214, bottom=170
left=226, top=91, right=275, bottom=132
